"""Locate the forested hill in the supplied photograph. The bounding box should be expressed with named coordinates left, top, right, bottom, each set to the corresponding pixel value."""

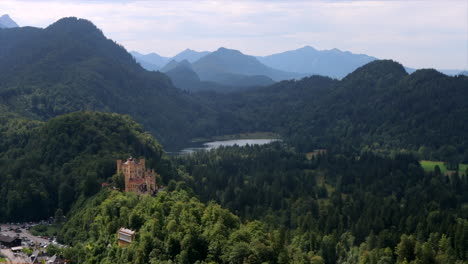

left=0, top=111, right=175, bottom=221
left=202, top=60, right=468, bottom=161
left=0, top=17, right=467, bottom=158
left=0, top=17, right=220, bottom=148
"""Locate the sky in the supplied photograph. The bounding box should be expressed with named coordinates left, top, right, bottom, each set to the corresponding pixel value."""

left=1, top=0, right=467, bottom=70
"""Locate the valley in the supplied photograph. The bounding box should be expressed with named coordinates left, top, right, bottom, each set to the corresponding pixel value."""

left=0, top=10, right=466, bottom=264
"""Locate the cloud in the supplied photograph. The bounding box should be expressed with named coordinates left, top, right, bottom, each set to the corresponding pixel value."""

left=0, top=0, right=466, bottom=69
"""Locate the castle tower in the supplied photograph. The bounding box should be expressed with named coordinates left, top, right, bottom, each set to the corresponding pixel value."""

left=117, top=157, right=158, bottom=194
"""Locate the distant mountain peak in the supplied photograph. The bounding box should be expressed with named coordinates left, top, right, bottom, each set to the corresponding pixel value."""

left=214, top=47, right=244, bottom=56
left=46, top=17, right=100, bottom=34
left=216, top=47, right=237, bottom=52
left=344, top=59, right=407, bottom=83
left=0, top=14, right=19, bottom=28
left=161, top=60, right=180, bottom=72
left=173, top=49, right=210, bottom=63
left=299, top=45, right=317, bottom=52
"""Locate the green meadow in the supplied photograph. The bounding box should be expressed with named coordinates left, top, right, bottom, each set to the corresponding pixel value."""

left=420, top=160, right=468, bottom=176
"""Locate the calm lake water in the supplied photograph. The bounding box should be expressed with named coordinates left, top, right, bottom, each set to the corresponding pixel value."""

left=180, top=139, right=280, bottom=154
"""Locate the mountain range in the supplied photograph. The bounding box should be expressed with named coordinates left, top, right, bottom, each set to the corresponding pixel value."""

left=0, top=17, right=218, bottom=148
left=133, top=45, right=467, bottom=92
left=257, top=45, right=377, bottom=78
left=130, top=48, right=210, bottom=71
left=1, top=17, right=467, bottom=158
left=0, top=14, right=19, bottom=28
left=132, top=45, right=378, bottom=89
left=0, top=15, right=467, bottom=264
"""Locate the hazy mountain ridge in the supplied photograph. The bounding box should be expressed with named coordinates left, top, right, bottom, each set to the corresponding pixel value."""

left=192, top=47, right=299, bottom=85
left=131, top=48, right=210, bottom=71
left=257, top=45, right=377, bottom=79
left=172, top=48, right=211, bottom=62
left=1, top=17, right=467, bottom=156
left=130, top=51, right=169, bottom=71
left=0, top=17, right=222, bottom=148
left=0, top=14, right=19, bottom=28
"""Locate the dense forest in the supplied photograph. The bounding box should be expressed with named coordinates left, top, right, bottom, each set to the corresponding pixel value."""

left=55, top=143, right=467, bottom=263
left=172, top=144, right=467, bottom=263
left=0, top=17, right=467, bottom=264
left=197, top=61, right=468, bottom=161
left=0, top=111, right=173, bottom=221
left=1, top=18, right=467, bottom=158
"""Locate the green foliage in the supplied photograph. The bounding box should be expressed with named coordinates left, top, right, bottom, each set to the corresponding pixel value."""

left=196, top=61, right=468, bottom=161
left=59, top=189, right=287, bottom=264
left=30, top=224, right=60, bottom=237
left=2, top=17, right=467, bottom=157
left=173, top=144, right=467, bottom=263
left=0, top=111, right=168, bottom=221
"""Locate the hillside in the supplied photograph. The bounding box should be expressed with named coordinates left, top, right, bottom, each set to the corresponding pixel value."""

left=0, top=111, right=173, bottom=221
left=0, top=17, right=467, bottom=159
left=192, top=47, right=301, bottom=84
left=163, top=60, right=201, bottom=90
left=0, top=17, right=221, bottom=149
left=59, top=189, right=288, bottom=264
left=198, top=60, right=468, bottom=160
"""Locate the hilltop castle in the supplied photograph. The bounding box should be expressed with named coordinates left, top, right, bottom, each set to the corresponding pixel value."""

left=117, top=157, right=158, bottom=195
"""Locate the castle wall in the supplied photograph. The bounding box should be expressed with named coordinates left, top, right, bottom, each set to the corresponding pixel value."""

left=117, top=157, right=158, bottom=195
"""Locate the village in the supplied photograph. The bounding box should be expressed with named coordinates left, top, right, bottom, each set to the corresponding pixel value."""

left=0, top=221, right=67, bottom=264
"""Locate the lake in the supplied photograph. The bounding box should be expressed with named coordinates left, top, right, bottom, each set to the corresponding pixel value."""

left=180, top=139, right=280, bottom=154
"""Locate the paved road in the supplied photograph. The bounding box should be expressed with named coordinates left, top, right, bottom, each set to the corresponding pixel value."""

left=0, top=224, right=50, bottom=246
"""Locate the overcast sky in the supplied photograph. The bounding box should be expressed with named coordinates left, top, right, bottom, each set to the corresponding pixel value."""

left=1, top=0, right=467, bottom=70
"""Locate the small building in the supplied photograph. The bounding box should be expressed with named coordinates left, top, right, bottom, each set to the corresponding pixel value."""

left=11, top=246, right=23, bottom=252
left=0, top=235, right=21, bottom=247
left=117, top=228, right=135, bottom=247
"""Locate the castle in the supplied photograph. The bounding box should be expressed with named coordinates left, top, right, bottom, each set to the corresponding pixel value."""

left=117, top=157, right=158, bottom=195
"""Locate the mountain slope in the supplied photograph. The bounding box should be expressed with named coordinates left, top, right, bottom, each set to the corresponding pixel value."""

left=0, top=17, right=220, bottom=149
left=200, top=60, right=468, bottom=159
left=0, top=111, right=168, bottom=221
left=258, top=45, right=377, bottom=78
left=164, top=60, right=201, bottom=90
left=192, top=47, right=302, bottom=84
left=0, top=14, right=19, bottom=28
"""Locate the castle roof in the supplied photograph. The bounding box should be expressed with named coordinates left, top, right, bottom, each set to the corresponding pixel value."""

left=124, top=157, right=139, bottom=165
left=119, top=228, right=135, bottom=235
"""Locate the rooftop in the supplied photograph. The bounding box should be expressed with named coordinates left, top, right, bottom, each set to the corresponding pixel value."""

left=118, top=228, right=135, bottom=235
left=0, top=235, right=19, bottom=243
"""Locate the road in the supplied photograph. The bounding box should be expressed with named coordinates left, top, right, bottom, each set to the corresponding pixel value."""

left=0, top=224, right=50, bottom=246
left=0, top=223, right=53, bottom=264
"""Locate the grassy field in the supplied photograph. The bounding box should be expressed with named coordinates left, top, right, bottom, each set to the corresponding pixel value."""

left=420, top=160, right=467, bottom=176
left=30, top=224, right=60, bottom=237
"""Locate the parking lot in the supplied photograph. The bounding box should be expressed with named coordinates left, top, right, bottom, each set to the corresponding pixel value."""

left=0, top=222, right=63, bottom=263
left=0, top=223, right=51, bottom=248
